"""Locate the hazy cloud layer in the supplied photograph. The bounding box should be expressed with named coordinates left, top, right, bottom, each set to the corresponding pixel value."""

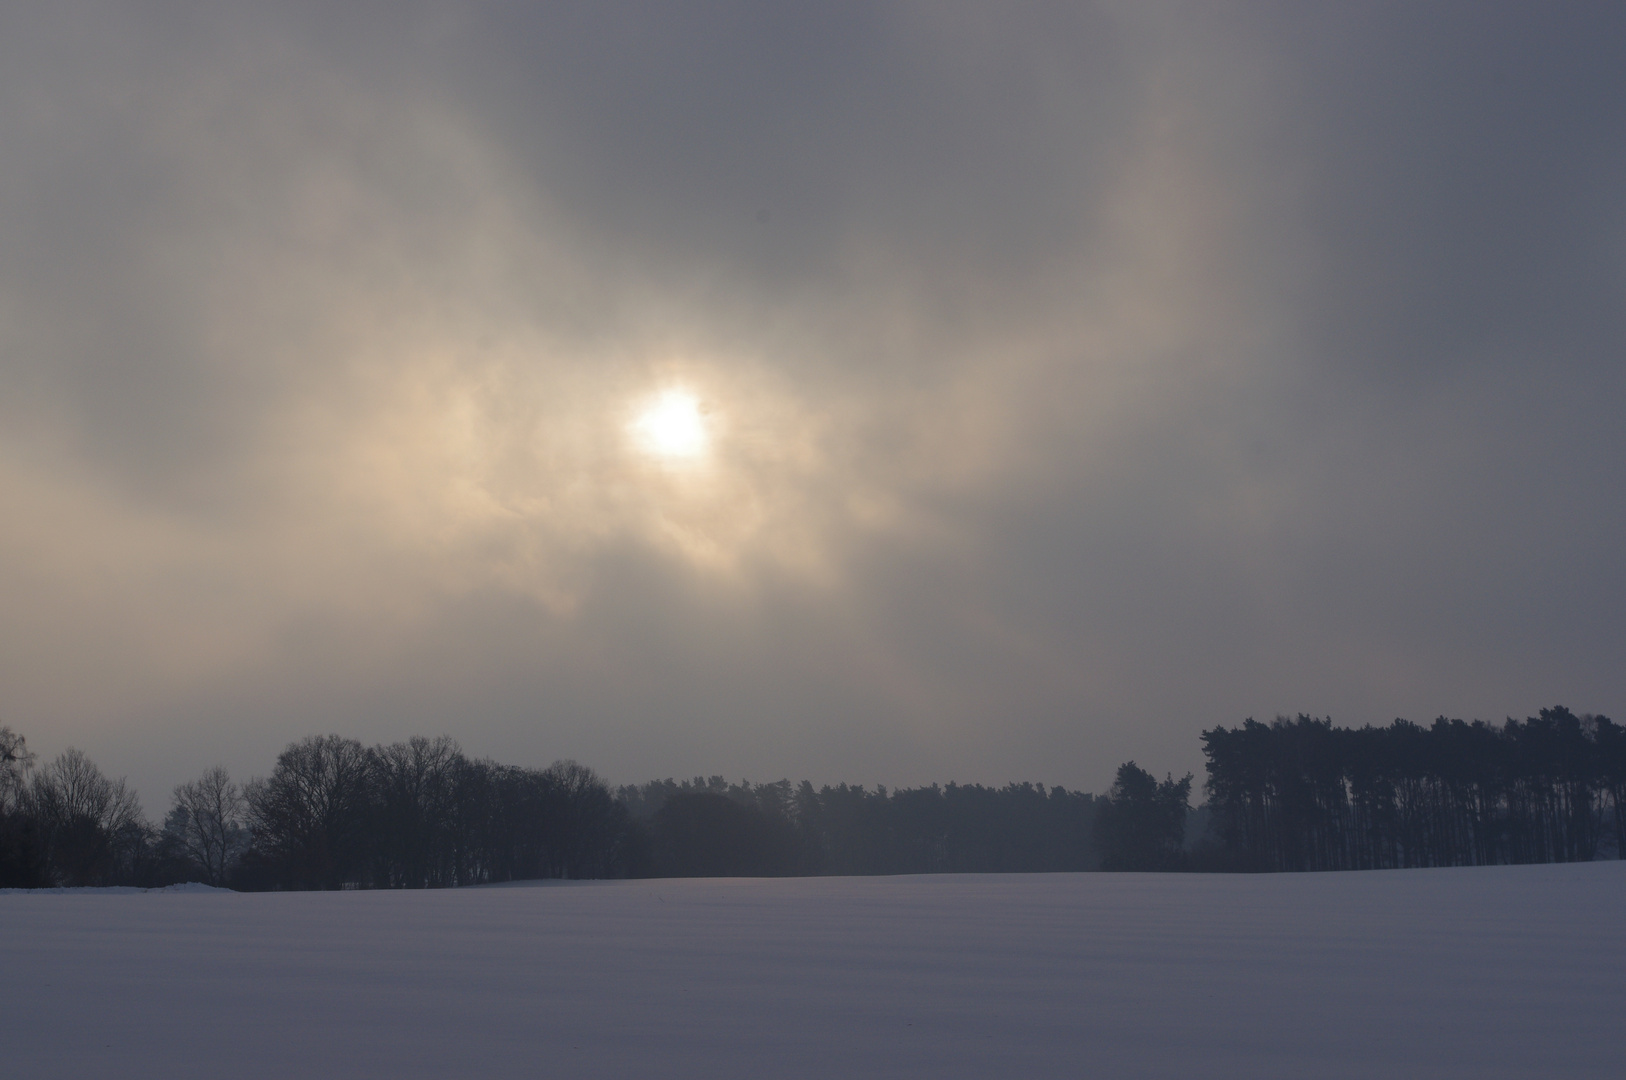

left=2, top=2, right=1622, bottom=804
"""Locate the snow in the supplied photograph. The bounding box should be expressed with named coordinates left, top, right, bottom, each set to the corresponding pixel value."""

left=0, top=881, right=231, bottom=895
left=2, top=863, right=1621, bottom=1079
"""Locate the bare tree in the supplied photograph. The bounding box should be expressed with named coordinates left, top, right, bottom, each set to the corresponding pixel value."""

left=246, top=735, right=373, bottom=889
left=0, top=725, right=46, bottom=887
left=543, top=760, right=624, bottom=879
left=29, top=748, right=146, bottom=885
left=371, top=736, right=463, bottom=888
left=31, top=748, right=143, bottom=832
left=0, top=725, right=35, bottom=811
left=167, top=766, right=246, bottom=887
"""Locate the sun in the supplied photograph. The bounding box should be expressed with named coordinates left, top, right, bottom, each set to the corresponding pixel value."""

left=631, top=389, right=709, bottom=461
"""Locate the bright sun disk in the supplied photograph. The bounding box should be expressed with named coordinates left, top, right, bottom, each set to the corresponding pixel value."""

left=631, top=389, right=708, bottom=460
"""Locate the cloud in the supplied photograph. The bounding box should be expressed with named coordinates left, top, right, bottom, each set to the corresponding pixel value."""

left=0, top=2, right=1621, bottom=804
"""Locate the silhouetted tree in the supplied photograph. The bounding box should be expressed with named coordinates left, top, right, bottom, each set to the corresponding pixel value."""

left=166, top=766, right=247, bottom=887
left=1202, top=709, right=1619, bottom=871
left=0, top=726, right=46, bottom=888
left=219, top=741, right=635, bottom=890
left=27, top=748, right=147, bottom=886
left=0, top=726, right=33, bottom=806
left=368, top=736, right=463, bottom=888
left=245, top=735, right=372, bottom=890
left=1596, top=716, right=1626, bottom=858
left=541, top=760, right=629, bottom=879
left=1095, top=762, right=1192, bottom=871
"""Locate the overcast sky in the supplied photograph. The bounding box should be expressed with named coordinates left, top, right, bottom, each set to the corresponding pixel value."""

left=2, top=1, right=1622, bottom=808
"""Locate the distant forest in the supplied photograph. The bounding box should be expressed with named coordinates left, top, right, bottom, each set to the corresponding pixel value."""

left=1203, top=708, right=1626, bottom=871
left=1, top=705, right=1620, bottom=890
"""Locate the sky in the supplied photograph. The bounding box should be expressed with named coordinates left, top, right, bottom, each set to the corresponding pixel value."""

left=1, top=1, right=1623, bottom=810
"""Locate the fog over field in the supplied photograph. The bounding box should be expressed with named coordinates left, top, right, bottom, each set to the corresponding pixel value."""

left=1, top=3, right=1623, bottom=802
left=6, top=863, right=1623, bottom=1079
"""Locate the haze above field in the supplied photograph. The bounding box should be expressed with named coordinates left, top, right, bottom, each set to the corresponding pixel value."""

left=1, top=3, right=1622, bottom=805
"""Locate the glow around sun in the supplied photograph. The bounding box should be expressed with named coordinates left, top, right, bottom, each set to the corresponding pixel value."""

left=630, top=389, right=709, bottom=461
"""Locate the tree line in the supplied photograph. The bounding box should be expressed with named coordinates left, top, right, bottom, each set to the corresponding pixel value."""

left=0, top=731, right=629, bottom=890
left=4, top=704, right=1617, bottom=888
left=618, top=776, right=1101, bottom=877
left=0, top=726, right=1116, bottom=889
left=0, top=728, right=1227, bottom=889
left=1201, top=707, right=1626, bottom=871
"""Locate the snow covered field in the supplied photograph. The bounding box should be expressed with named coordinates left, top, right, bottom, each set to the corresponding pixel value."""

left=5, top=863, right=1622, bottom=1079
